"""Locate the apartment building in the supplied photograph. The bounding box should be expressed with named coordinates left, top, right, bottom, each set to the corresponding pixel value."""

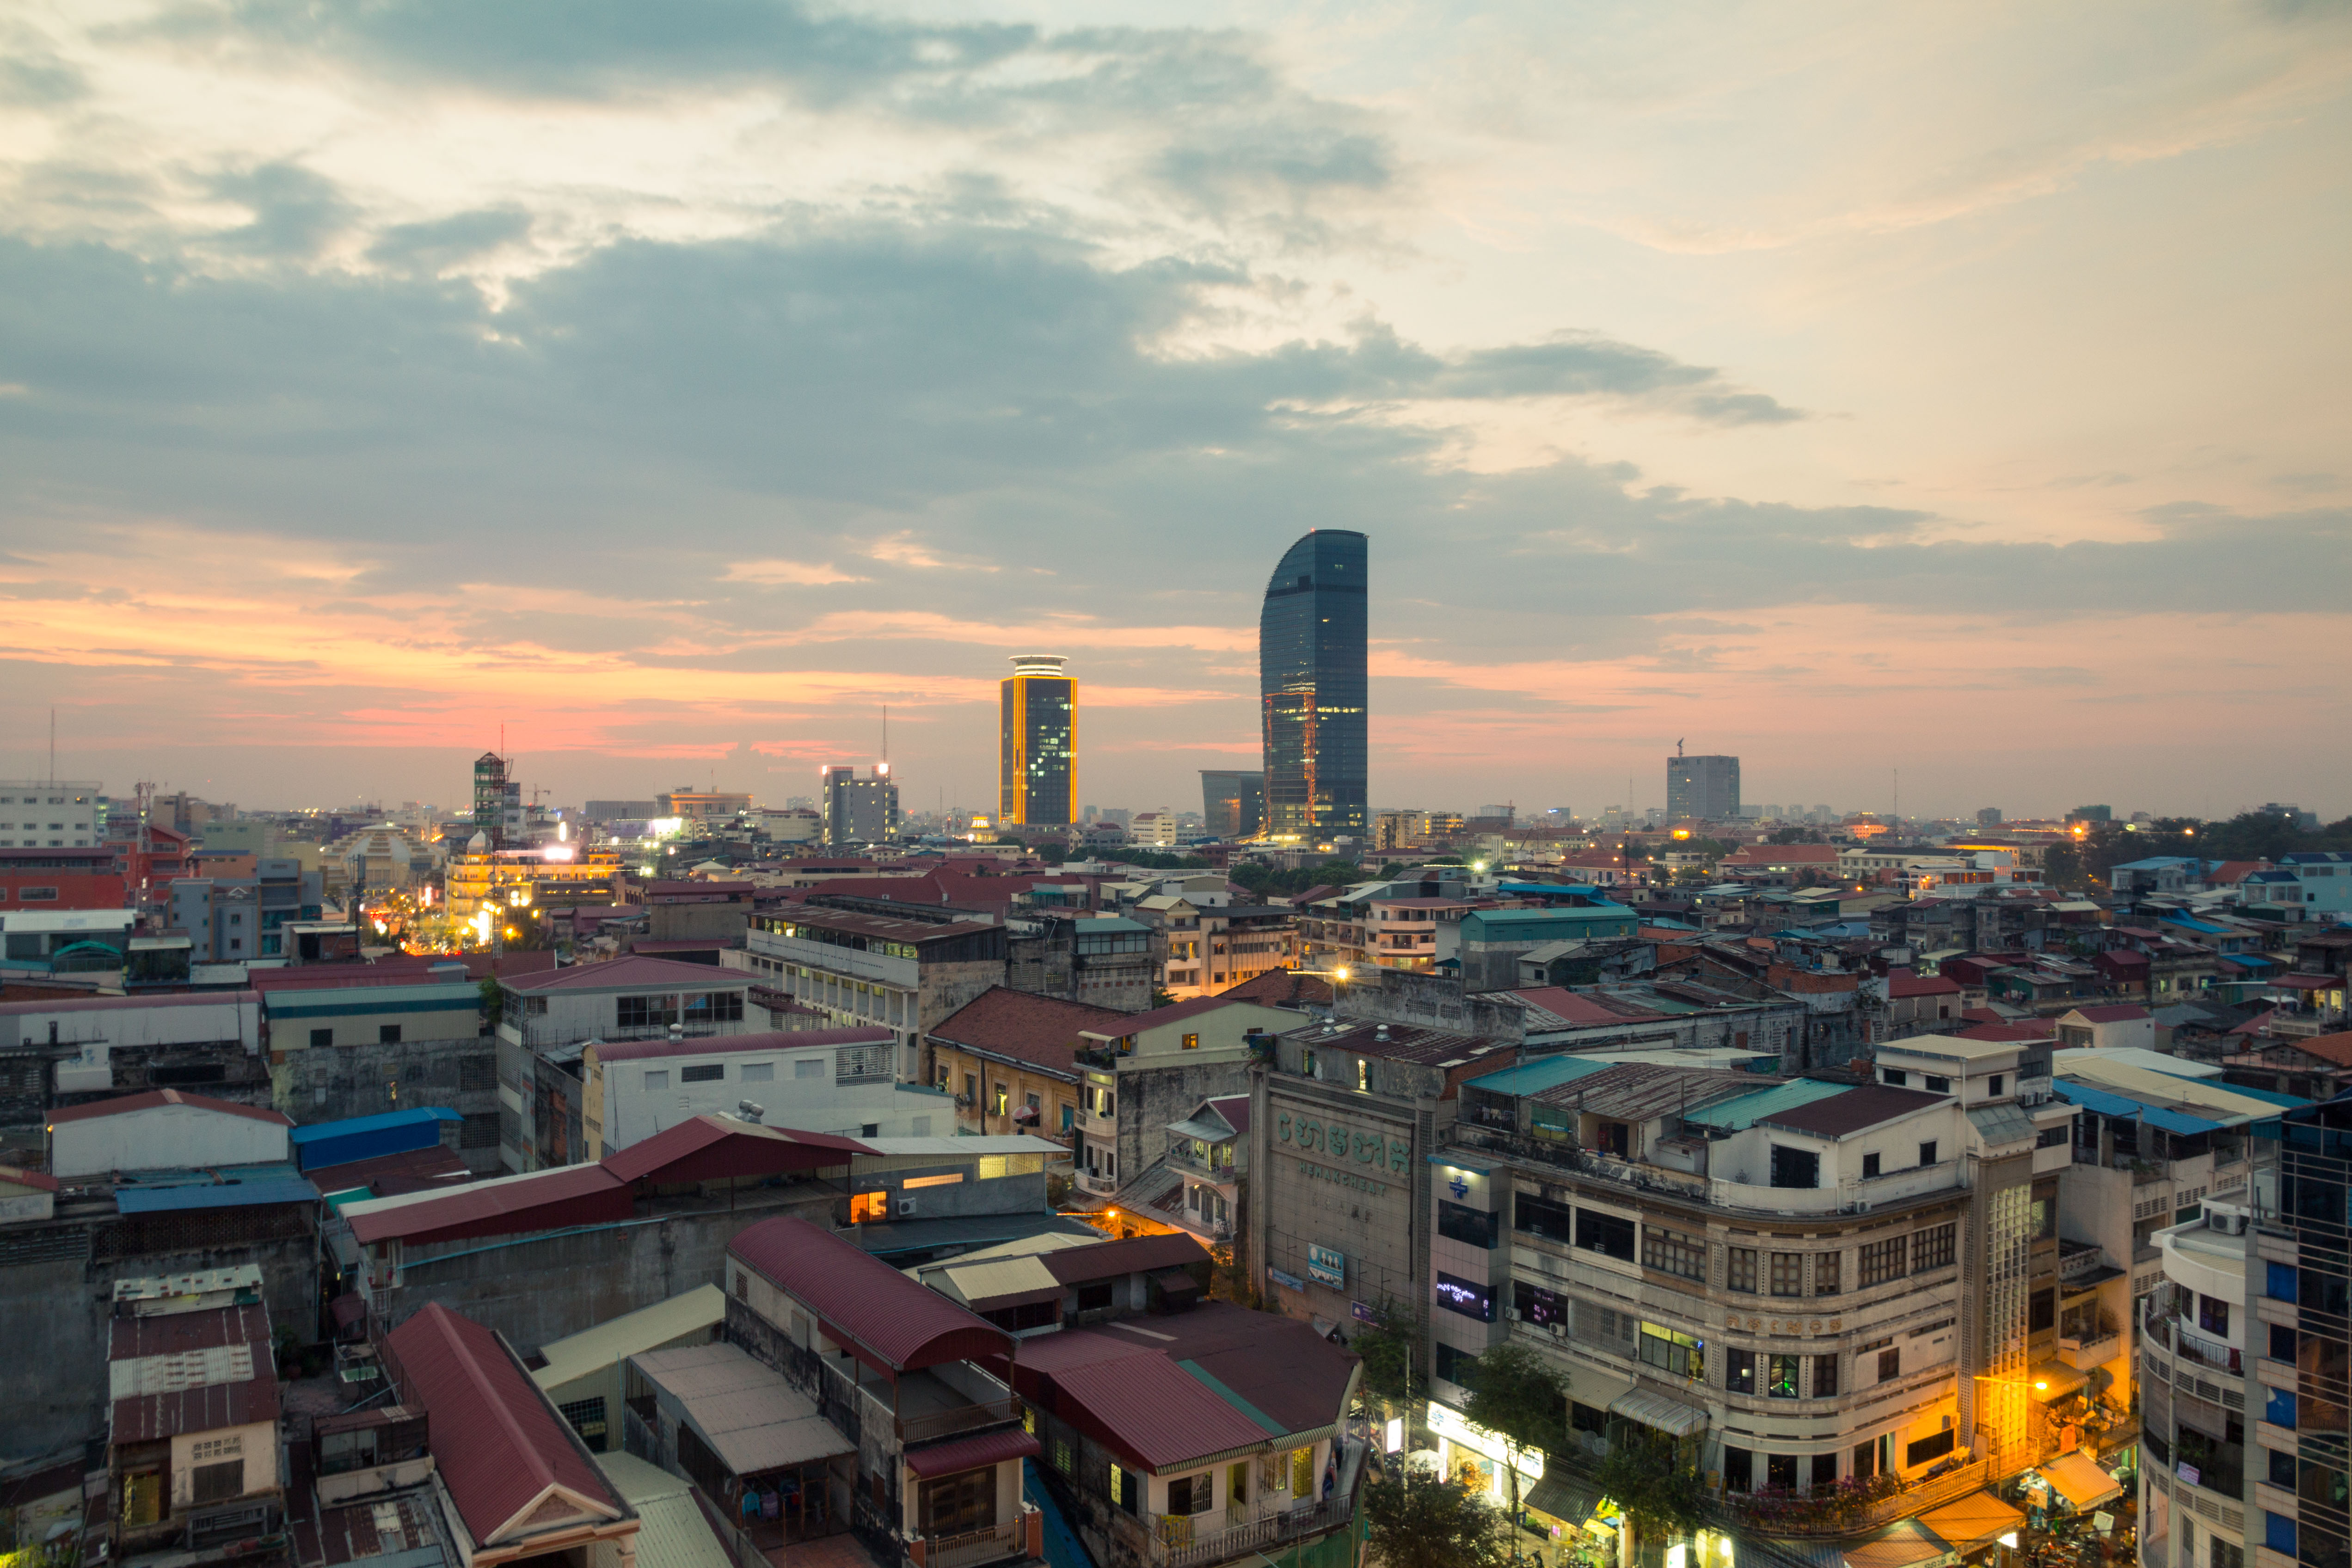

left=1067, top=996, right=1295, bottom=1202
left=1428, top=1032, right=2087, bottom=1538
left=737, top=899, right=1008, bottom=1080
left=2138, top=1204, right=2251, bottom=1568
left=1129, top=896, right=1297, bottom=1000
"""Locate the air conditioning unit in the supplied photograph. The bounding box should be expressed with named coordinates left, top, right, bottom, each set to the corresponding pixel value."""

left=2209, top=1207, right=2249, bottom=1236
left=1846, top=1200, right=1871, bottom=1215
left=897, top=1197, right=918, bottom=1217
left=1549, top=1323, right=1566, bottom=1339
left=1505, top=1307, right=1522, bottom=1322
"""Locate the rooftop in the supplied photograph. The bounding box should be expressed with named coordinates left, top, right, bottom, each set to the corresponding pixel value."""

left=501, top=956, right=754, bottom=994
left=1759, top=1084, right=1953, bottom=1140
left=629, top=1341, right=853, bottom=1475
left=728, top=1214, right=1012, bottom=1375
left=926, top=985, right=1131, bottom=1073
left=46, top=1087, right=291, bottom=1128
left=593, top=1026, right=893, bottom=1064
left=533, top=1283, right=727, bottom=1394
left=1527, top=1063, right=1769, bottom=1123
left=1286, top=1018, right=1511, bottom=1070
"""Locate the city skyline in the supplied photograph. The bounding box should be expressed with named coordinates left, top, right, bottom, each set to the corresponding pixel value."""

left=0, top=5, right=2345, bottom=820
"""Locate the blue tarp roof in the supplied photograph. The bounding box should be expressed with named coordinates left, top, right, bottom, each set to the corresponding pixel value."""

left=2160, top=916, right=2231, bottom=935
left=116, top=1178, right=319, bottom=1214
left=288, top=1107, right=463, bottom=1145
left=2053, top=1081, right=2225, bottom=1135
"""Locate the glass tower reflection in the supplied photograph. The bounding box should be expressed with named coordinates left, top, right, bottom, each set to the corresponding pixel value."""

left=1259, top=530, right=1367, bottom=841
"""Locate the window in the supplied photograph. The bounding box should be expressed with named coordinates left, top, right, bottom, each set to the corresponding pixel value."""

left=1812, top=1353, right=1839, bottom=1396
left=1768, top=1355, right=1799, bottom=1399
left=741, top=1062, right=774, bottom=1083
left=618, top=995, right=676, bottom=1030
left=1924, top=1076, right=1950, bottom=1093
left=2030, top=1289, right=2056, bottom=1333
left=1075, top=1282, right=1116, bottom=1312
left=378, top=1024, right=402, bottom=1044
left=16, top=887, right=55, bottom=900
left=1576, top=1208, right=1637, bottom=1262
left=2274, top=1449, right=2299, bottom=1488
left=796, top=1058, right=825, bottom=1079
left=1878, top=1346, right=1900, bottom=1381
left=643, top=1070, right=669, bottom=1091
left=1438, top=1200, right=1498, bottom=1249
left=1767, top=1454, right=1798, bottom=1489
left=460, top=1054, right=496, bottom=1091
left=1061, top=1102, right=1075, bottom=1131
left=1724, top=1448, right=1754, bottom=1492
left=1727, top=1348, right=1756, bottom=1394
left=1637, top=1323, right=1702, bottom=1381
left=460, top=1113, right=498, bottom=1149
left=1727, top=1247, right=1758, bottom=1293
left=2272, top=1263, right=2301, bottom=1302
left=559, top=1396, right=610, bottom=1451
left=1906, top=1429, right=1955, bottom=1468
left=1357, top=1058, right=1369, bottom=1092
left=993, top=1084, right=1009, bottom=1116
left=1990, top=1075, right=2005, bottom=1097
left=191, top=1460, right=245, bottom=1505
left=1770, top=1253, right=1803, bottom=1297
left=2039, top=1123, right=2070, bottom=1148
left=1861, top=1151, right=1881, bottom=1179
left=1918, top=1140, right=1938, bottom=1167
left=921, top=1466, right=997, bottom=1535
left=1167, top=1474, right=1215, bottom=1515
left=1435, top=1273, right=1495, bottom=1322
left=679, top=1062, right=725, bottom=1084
left=1770, top=1145, right=1821, bottom=1189
left=1512, top=1279, right=1566, bottom=1328
left=1883, top=1069, right=1908, bottom=1087
left=1182, top=1033, right=1200, bottom=1051
left=1911, top=1224, right=1956, bottom=1273
left=2269, top=1514, right=2297, bottom=1557
left=1815, top=1253, right=1841, bottom=1296
left=1643, top=1225, right=1706, bottom=1280
left=2201, top=1295, right=2231, bottom=1337
left=310, top=1027, right=333, bottom=1048
left=2269, top=1387, right=2298, bottom=1428
left=1435, top=1341, right=1481, bottom=1386
left=2275, top=1324, right=2299, bottom=1362
left=1814, top=1454, right=1839, bottom=1490
left=1516, top=1193, right=1576, bottom=1243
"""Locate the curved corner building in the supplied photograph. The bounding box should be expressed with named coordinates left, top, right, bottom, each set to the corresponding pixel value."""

left=1001, top=655, right=1076, bottom=825
left=1259, top=531, right=1368, bottom=840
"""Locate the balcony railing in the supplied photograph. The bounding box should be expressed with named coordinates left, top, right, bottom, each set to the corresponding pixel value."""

left=917, top=1510, right=1034, bottom=1568
left=899, top=1397, right=1026, bottom=1446
left=1147, top=1498, right=1347, bottom=1568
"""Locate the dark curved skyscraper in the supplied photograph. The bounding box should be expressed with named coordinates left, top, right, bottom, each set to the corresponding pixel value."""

left=1259, top=530, right=1367, bottom=841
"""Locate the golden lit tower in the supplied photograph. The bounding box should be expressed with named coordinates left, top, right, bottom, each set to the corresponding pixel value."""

left=1000, top=655, right=1076, bottom=826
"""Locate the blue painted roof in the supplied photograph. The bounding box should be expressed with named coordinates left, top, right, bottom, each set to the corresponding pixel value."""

left=1462, top=1057, right=1619, bottom=1098
left=115, top=1178, right=319, bottom=1213
left=1681, top=1080, right=1851, bottom=1132
left=289, top=1107, right=464, bottom=1145
left=2159, top=916, right=2230, bottom=935
left=2053, top=1081, right=2241, bottom=1134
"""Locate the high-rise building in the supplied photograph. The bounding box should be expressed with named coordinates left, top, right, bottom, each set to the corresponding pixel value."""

left=0, top=779, right=102, bottom=849
left=1259, top=530, right=1368, bottom=841
left=1200, top=770, right=1265, bottom=839
left=1665, top=752, right=1740, bottom=822
left=999, top=655, right=1076, bottom=826
left=822, top=764, right=900, bottom=845
left=471, top=752, right=512, bottom=849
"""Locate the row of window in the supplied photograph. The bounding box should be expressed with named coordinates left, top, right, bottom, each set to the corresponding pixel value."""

left=1512, top=1188, right=1952, bottom=1292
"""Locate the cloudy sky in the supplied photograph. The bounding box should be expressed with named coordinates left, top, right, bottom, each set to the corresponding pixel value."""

left=2, top=0, right=2346, bottom=822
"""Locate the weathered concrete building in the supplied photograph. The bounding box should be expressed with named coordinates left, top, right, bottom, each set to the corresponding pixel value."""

left=736, top=901, right=1007, bottom=1081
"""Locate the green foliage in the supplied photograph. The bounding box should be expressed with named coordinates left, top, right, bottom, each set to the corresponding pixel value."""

left=1593, top=1432, right=1709, bottom=1552
left=1768, top=826, right=1824, bottom=844
left=1231, top=859, right=1368, bottom=897
left=1351, top=1302, right=1424, bottom=1406
left=478, top=976, right=504, bottom=1029
left=1459, top=1341, right=1569, bottom=1532
left=1361, top=1471, right=1509, bottom=1568
left=1112, top=849, right=1218, bottom=870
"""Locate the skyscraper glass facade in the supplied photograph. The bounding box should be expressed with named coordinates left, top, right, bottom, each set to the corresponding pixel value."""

left=1199, top=769, right=1265, bottom=839
left=1000, top=655, right=1076, bottom=826
left=1666, top=753, right=1741, bottom=822
left=1259, top=531, right=1367, bottom=841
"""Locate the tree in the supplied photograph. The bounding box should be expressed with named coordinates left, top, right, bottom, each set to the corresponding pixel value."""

left=1592, top=1431, right=1708, bottom=1564
left=1458, top=1342, right=1568, bottom=1557
left=1361, top=1471, right=1509, bottom=1568
left=1769, top=826, right=1824, bottom=845
left=478, top=976, right=504, bottom=1031
left=1351, top=1302, right=1424, bottom=1408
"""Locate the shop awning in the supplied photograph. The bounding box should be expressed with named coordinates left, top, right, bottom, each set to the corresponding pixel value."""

left=1523, top=1471, right=1603, bottom=1529
left=1608, top=1388, right=1708, bottom=1438
left=1840, top=1519, right=1950, bottom=1568
left=2038, top=1451, right=2124, bottom=1511
left=904, top=1428, right=1042, bottom=1479
left=1918, top=1491, right=2027, bottom=1551
left=2030, top=1360, right=2092, bottom=1402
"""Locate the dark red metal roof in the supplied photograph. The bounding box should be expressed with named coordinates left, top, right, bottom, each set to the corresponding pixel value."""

left=304, top=1143, right=471, bottom=1197
left=0, top=989, right=260, bottom=1016
left=1041, top=1232, right=1208, bottom=1285
left=384, top=1303, right=624, bottom=1547
left=603, top=1116, right=872, bottom=1185
left=113, top=1377, right=281, bottom=1443
left=111, top=1302, right=270, bottom=1361
left=1761, top=1083, right=1951, bottom=1139
left=728, top=1216, right=1012, bottom=1376
left=905, top=1428, right=1041, bottom=1479
left=346, top=1162, right=630, bottom=1247
left=47, top=1088, right=291, bottom=1127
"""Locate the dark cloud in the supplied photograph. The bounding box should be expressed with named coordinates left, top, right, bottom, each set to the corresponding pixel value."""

left=368, top=206, right=534, bottom=274
left=204, top=163, right=354, bottom=259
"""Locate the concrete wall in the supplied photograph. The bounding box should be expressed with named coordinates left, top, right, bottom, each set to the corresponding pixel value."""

left=376, top=1187, right=841, bottom=1355
left=271, top=1035, right=503, bottom=1172
left=51, top=1103, right=290, bottom=1179
left=1114, top=1058, right=1255, bottom=1183
left=1335, top=971, right=1530, bottom=1041
left=0, top=1213, right=316, bottom=1462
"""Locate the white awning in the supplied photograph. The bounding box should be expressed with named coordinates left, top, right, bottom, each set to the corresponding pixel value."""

left=1608, top=1387, right=1708, bottom=1438
left=2038, top=1451, right=2124, bottom=1511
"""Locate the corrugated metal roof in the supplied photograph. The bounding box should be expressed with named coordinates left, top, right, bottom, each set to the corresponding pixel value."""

left=344, top=1162, right=631, bottom=1247
left=1462, top=1057, right=1617, bottom=1098
left=533, top=1285, right=726, bottom=1394
left=905, top=1428, right=1041, bottom=1479
left=631, top=1343, right=852, bottom=1476
left=1530, top=1064, right=1765, bottom=1122
left=940, top=1255, right=1064, bottom=1310
left=593, top=1455, right=733, bottom=1568
left=116, top=1178, right=319, bottom=1214
left=1759, top=1084, right=1952, bottom=1139
left=47, top=1088, right=290, bottom=1127
left=729, top=1215, right=1012, bottom=1375
left=603, top=1116, right=871, bottom=1185
left=289, top=1108, right=462, bottom=1145
left=1681, top=1080, right=1849, bottom=1132
left=1968, top=1104, right=2038, bottom=1148
left=1041, top=1232, right=1208, bottom=1284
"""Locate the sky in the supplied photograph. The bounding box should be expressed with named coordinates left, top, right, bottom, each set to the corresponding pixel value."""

left=1, top=0, right=2347, bottom=823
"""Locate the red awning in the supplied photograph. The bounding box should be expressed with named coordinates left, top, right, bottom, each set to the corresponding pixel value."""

left=905, top=1428, right=1041, bottom=1479
left=330, top=1293, right=367, bottom=1328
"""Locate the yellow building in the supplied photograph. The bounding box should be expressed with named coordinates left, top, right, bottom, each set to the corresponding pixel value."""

left=999, top=655, right=1077, bottom=826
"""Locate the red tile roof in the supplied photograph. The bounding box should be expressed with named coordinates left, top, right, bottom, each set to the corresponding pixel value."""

left=384, top=1303, right=624, bottom=1548
left=45, top=1088, right=291, bottom=1127
left=603, top=1116, right=872, bottom=1185
left=728, top=1215, right=1012, bottom=1375
left=345, top=1163, right=631, bottom=1247
left=303, top=1144, right=471, bottom=1199
left=1216, top=969, right=1332, bottom=1007
left=927, top=986, right=1130, bottom=1074
left=991, top=1302, right=1354, bottom=1474
left=1078, top=995, right=1252, bottom=1037
left=1887, top=974, right=1964, bottom=999
left=593, top=1026, right=891, bottom=1063
left=0, top=1164, right=58, bottom=1193
left=2286, top=1033, right=2352, bottom=1068
left=1205, top=1095, right=1251, bottom=1136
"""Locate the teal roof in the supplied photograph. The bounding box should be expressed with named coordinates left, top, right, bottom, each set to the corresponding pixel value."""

left=1462, top=1057, right=1619, bottom=1098
left=1681, top=1080, right=1849, bottom=1132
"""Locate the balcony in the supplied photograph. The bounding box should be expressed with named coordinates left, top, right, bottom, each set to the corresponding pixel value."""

left=2061, top=1331, right=2124, bottom=1370
left=1143, top=1497, right=1349, bottom=1568
left=915, top=1509, right=1038, bottom=1568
